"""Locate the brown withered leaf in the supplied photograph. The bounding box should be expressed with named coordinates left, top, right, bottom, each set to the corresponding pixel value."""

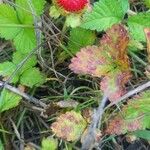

left=69, top=24, right=131, bottom=101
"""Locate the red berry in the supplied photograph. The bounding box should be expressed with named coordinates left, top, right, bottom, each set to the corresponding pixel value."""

left=56, top=0, right=88, bottom=13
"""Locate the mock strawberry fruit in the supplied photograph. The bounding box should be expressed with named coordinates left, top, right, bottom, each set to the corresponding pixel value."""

left=55, top=0, right=88, bottom=13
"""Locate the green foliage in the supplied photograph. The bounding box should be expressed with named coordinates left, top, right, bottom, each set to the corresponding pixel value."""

left=12, top=52, right=37, bottom=70
left=128, top=13, right=150, bottom=42
left=15, top=0, right=46, bottom=24
left=41, top=137, right=58, bottom=150
left=0, top=61, right=19, bottom=83
left=144, top=0, right=150, bottom=8
left=0, top=89, right=22, bottom=113
left=0, top=0, right=45, bottom=53
left=0, top=4, right=21, bottom=40
left=0, top=138, right=4, bottom=150
left=13, top=28, right=37, bottom=53
left=68, top=27, right=96, bottom=54
left=81, top=0, right=127, bottom=31
left=20, top=67, right=46, bottom=88
left=133, top=130, right=150, bottom=140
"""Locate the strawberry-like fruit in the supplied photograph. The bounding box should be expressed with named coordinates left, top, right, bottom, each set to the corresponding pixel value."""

left=55, top=0, right=88, bottom=13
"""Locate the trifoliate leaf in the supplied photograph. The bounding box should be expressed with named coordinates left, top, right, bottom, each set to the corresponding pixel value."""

left=81, top=0, right=125, bottom=31
left=15, top=0, right=46, bottom=24
left=0, top=4, right=21, bottom=39
left=51, top=111, right=87, bottom=141
left=0, top=89, right=21, bottom=112
left=106, top=91, right=150, bottom=135
left=41, top=137, right=58, bottom=150
left=20, top=67, right=46, bottom=87
left=12, top=51, right=37, bottom=70
left=13, top=28, right=36, bottom=53
left=128, top=13, right=150, bottom=41
left=0, top=61, right=19, bottom=83
left=68, top=27, right=96, bottom=54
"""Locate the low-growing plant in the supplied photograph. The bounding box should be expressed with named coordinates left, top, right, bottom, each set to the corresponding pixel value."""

left=0, top=0, right=150, bottom=149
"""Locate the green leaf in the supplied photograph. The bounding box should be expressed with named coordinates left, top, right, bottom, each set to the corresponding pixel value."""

left=0, top=138, right=4, bottom=150
left=81, top=0, right=125, bottom=31
left=68, top=27, right=96, bottom=54
left=13, top=28, right=36, bottom=53
left=144, top=0, right=150, bottom=8
left=0, top=61, right=19, bottom=83
left=0, top=89, right=21, bottom=112
left=133, top=130, right=150, bottom=140
left=20, top=67, right=46, bottom=87
left=0, top=4, right=21, bottom=39
left=128, top=13, right=150, bottom=41
left=12, top=51, right=37, bottom=70
left=15, top=0, right=46, bottom=24
left=41, top=137, right=58, bottom=150
left=119, top=0, right=129, bottom=14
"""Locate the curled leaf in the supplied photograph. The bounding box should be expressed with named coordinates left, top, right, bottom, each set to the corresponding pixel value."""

left=51, top=111, right=87, bottom=141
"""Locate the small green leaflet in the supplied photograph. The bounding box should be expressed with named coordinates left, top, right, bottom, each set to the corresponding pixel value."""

left=0, top=61, right=19, bottom=83
left=68, top=27, right=96, bottom=54
left=128, top=13, right=150, bottom=42
left=0, top=4, right=21, bottom=40
left=41, top=137, right=58, bottom=150
left=0, top=89, right=22, bottom=113
left=12, top=51, right=37, bottom=70
left=13, top=28, right=37, bottom=53
left=20, top=67, right=46, bottom=88
left=81, top=0, right=126, bottom=31
left=133, top=130, right=150, bottom=140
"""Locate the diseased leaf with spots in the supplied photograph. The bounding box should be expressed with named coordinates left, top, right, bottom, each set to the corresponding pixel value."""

left=69, top=24, right=131, bottom=101
left=106, top=91, right=150, bottom=135
left=51, top=111, right=87, bottom=141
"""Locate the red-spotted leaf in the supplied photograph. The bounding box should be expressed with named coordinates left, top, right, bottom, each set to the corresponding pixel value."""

left=106, top=91, right=150, bottom=135
left=69, top=46, right=112, bottom=77
left=100, top=71, right=131, bottom=101
left=51, top=111, right=87, bottom=141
